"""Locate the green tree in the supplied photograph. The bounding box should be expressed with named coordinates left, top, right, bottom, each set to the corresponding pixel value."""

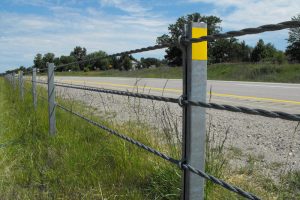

left=60, top=55, right=76, bottom=64
left=70, top=46, right=87, bottom=60
left=251, top=39, right=278, bottom=63
left=209, top=38, right=252, bottom=63
left=122, top=55, right=132, bottom=71
left=239, top=41, right=252, bottom=62
left=251, top=39, right=267, bottom=62
left=42, top=53, right=55, bottom=68
left=33, top=53, right=43, bottom=69
left=210, top=39, right=231, bottom=63
left=265, top=43, right=277, bottom=58
left=59, top=55, right=78, bottom=71
left=274, top=51, right=286, bottom=64
left=70, top=46, right=87, bottom=70
left=86, top=51, right=109, bottom=70
left=111, top=56, right=121, bottom=69
left=140, top=57, right=161, bottom=68
left=156, top=13, right=222, bottom=66
left=286, top=42, right=300, bottom=62
left=53, top=57, right=60, bottom=66
left=286, top=14, right=300, bottom=62
left=19, top=66, right=26, bottom=72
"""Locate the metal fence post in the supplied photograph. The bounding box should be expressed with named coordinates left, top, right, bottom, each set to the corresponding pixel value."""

left=32, top=68, right=37, bottom=109
left=47, top=63, right=56, bottom=135
left=19, top=71, right=24, bottom=99
left=182, top=21, right=207, bottom=200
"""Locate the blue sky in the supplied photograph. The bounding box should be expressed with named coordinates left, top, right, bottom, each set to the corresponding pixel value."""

left=0, top=0, right=299, bottom=73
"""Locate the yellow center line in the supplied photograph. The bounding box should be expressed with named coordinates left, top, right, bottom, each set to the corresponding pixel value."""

left=59, top=79, right=300, bottom=105
left=210, top=92, right=300, bottom=105
left=61, top=79, right=182, bottom=93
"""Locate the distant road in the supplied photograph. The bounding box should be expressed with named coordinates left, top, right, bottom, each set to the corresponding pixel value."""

left=38, top=76, right=300, bottom=113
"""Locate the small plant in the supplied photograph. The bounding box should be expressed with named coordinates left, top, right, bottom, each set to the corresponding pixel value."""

left=280, top=171, right=300, bottom=199
left=83, top=67, right=89, bottom=72
left=228, top=146, right=243, bottom=159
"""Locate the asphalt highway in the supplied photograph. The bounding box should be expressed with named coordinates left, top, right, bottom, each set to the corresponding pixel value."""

left=38, top=76, right=300, bottom=113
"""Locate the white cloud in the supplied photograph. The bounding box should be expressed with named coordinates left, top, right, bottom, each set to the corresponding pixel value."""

left=189, top=0, right=300, bottom=29
left=187, top=0, right=300, bottom=51
left=99, top=0, right=150, bottom=16
left=3, top=0, right=298, bottom=72
left=0, top=1, right=171, bottom=72
left=7, top=0, right=56, bottom=7
left=0, top=12, right=63, bottom=34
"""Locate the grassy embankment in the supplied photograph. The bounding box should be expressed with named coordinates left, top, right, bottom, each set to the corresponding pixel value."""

left=0, top=77, right=299, bottom=199
left=208, top=63, right=300, bottom=83
left=55, top=63, right=300, bottom=83
left=56, top=67, right=182, bottom=79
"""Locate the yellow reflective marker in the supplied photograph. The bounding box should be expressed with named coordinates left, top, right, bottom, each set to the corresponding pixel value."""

left=192, top=27, right=207, bottom=60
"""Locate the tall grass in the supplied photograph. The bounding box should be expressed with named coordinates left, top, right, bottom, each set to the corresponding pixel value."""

left=0, top=78, right=181, bottom=199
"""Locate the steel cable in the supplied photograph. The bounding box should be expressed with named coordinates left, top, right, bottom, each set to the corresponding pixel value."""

left=49, top=81, right=300, bottom=121
left=189, top=20, right=300, bottom=43
left=184, top=100, right=300, bottom=121
left=54, top=20, right=300, bottom=69
left=54, top=81, right=178, bottom=103
left=180, top=163, right=260, bottom=200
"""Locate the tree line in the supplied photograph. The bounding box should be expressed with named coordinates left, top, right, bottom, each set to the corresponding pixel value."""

left=4, top=13, right=300, bottom=75
left=157, top=13, right=300, bottom=66
left=32, top=47, right=163, bottom=72
left=5, top=46, right=164, bottom=74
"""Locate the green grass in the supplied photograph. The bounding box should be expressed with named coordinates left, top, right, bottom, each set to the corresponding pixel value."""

left=54, top=63, right=300, bottom=83
left=280, top=171, right=300, bottom=199
left=208, top=63, right=300, bottom=83
left=56, top=67, right=182, bottom=79
left=0, top=77, right=299, bottom=199
left=0, top=78, right=181, bottom=199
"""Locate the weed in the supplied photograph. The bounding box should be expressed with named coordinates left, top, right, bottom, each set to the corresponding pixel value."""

left=228, top=146, right=244, bottom=159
